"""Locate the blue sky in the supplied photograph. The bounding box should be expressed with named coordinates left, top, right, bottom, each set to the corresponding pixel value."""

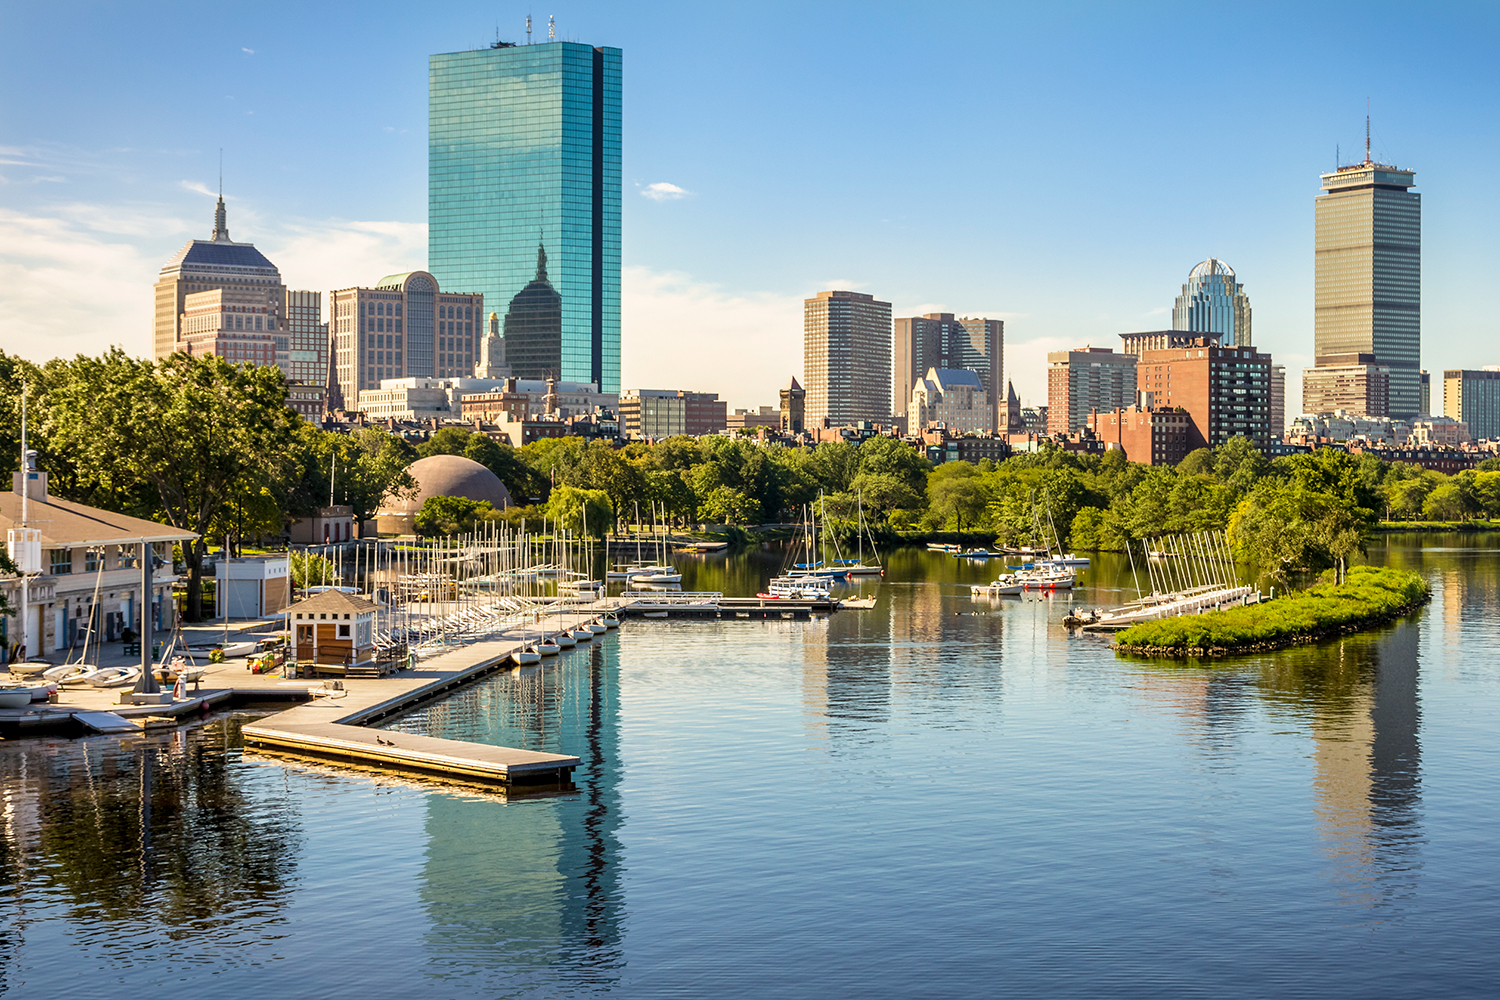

left=2, top=1, right=1497, bottom=411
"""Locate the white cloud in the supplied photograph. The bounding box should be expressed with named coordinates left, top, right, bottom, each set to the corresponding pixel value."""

left=621, top=266, right=803, bottom=409
left=641, top=182, right=690, bottom=202
left=262, top=219, right=427, bottom=293
left=242, top=47, right=255, bottom=55
left=179, top=180, right=219, bottom=198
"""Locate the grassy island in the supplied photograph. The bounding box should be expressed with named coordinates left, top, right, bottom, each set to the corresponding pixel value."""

left=1114, top=566, right=1430, bottom=658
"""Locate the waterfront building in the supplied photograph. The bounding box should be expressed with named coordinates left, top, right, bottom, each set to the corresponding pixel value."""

left=429, top=40, right=621, bottom=393
left=285, top=290, right=328, bottom=386
left=1087, top=404, right=1192, bottom=466
left=780, top=377, right=805, bottom=434
left=1312, top=143, right=1421, bottom=417
left=1270, top=364, right=1286, bottom=441
left=330, top=271, right=483, bottom=413
left=1443, top=368, right=1500, bottom=441
left=362, top=376, right=611, bottom=423
left=804, top=291, right=892, bottom=427
left=1172, top=258, right=1252, bottom=347
left=1302, top=354, right=1389, bottom=416
left=1136, top=339, right=1272, bottom=450
left=617, top=390, right=727, bottom=439
left=1046, top=348, right=1137, bottom=434
left=1, top=459, right=190, bottom=657
left=153, top=193, right=285, bottom=361
left=909, top=368, right=989, bottom=435
left=726, top=406, right=781, bottom=432
left=893, top=313, right=1002, bottom=430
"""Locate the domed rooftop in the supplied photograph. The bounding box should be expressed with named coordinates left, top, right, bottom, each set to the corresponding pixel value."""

left=1188, top=257, right=1235, bottom=280
left=383, top=454, right=512, bottom=516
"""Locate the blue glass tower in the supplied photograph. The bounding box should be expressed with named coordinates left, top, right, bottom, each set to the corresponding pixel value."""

left=1172, top=258, right=1252, bottom=347
left=430, top=40, right=621, bottom=393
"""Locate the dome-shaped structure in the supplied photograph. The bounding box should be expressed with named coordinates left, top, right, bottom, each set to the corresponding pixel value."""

left=376, top=454, right=512, bottom=534
left=1187, top=257, right=1235, bottom=280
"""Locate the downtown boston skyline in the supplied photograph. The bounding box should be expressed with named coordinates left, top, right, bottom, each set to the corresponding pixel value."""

left=2, top=2, right=1499, bottom=412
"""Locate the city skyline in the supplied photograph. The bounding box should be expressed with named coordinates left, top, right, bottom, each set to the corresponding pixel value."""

left=3, top=3, right=1499, bottom=413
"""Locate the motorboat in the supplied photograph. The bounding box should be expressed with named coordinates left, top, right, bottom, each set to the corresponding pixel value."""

left=536, top=641, right=562, bottom=656
left=927, top=543, right=963, bottom=553
left=42, top=663, right=91, bottom=684
left=83, top=666, right=141, bottom=688
left=762, top=576, right=832, bottom=600
left=957, top=548, right=1005, bottom=559
left=971, top=575, right=1024, bottom=597
left=0, top=686, right=33, bottom=709
left=629, top=569, right=683, bottom=584
left=1018, top=567, right=1076, bottom=590
left=511, top=647, right=542, bottom=666
left=585, top=621, right=608, bottom=634
left=839, top=596, right=877, bottom=609
left=1050, top=553, right=1091, bottom=567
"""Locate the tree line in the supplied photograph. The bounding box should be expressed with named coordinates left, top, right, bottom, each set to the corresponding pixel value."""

left=6, top=350, right=1496, bottom=618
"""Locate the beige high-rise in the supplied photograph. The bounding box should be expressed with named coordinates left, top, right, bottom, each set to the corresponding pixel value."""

left=804, top=290, right=892, bottom=427
left=153, top=195, right=286, bottom=361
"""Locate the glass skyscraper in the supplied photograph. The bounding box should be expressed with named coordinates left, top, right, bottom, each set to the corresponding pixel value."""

left=1313, top=156, right=1420, bottom=418
left=1172, top=258, right=1252, bottom=347
left=430, top=40, right=621, bottom=393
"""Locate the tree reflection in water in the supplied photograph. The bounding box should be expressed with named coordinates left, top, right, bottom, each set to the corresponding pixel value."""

left=0, top=716, right=302, bottom=956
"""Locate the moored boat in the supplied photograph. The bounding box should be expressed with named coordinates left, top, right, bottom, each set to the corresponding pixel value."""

left=42, top=663, right=91, bottom=684
left=83, top=666, right=141, bottom=688
left=511, top=647, right=542, bottom=666
left=585, top=621, right=608, bottom=634
left=536, top=641, right=562, bottom=656
left=553, top=633, right=577, bottom=648
left=971, top=575, right=1024, bottom=596
left=0, top=686, right=35, bottom=709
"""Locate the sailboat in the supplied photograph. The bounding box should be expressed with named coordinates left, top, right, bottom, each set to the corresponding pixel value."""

left=836, top=488, right=884, bottom=576
left=627, top=502, right=682, bottom=583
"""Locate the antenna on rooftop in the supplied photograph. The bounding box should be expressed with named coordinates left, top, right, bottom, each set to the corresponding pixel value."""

left=548, top=14, right=555, bottom=40
left=1365, top=98, right=1371, bottom=163
left=527, top=14, right=532, bottom=43
left=219, top=148, right=223, bottom=197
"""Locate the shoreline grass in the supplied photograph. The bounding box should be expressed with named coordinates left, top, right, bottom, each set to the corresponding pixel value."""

left=1114, top=566, right=1430, bottom=658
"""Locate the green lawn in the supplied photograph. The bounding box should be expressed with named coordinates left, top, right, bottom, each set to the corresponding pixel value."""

left=1114, top=566, right=1429, bottom=655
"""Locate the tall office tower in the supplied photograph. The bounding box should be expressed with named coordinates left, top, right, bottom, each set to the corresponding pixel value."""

left=893, top=313, right=1002, bottom=430
left=1270, top=364, right=1286, bottom=441
left=1046, top=348, right=1137, bottom=434
left=804, top=290, right=892, bottom=427
left=1173, top=258, right=1252, bottom=347
left=1302, top=354, right=1389, bottom=416
left=284, top=290, right=328, bottom=385
left=328, top=270, right=482, bottom=414
left=1420, top=370, right=1431, bottom=415
left=1313, top=138, right=1421, bottom=417
left=1443, top=369, right=1500, bottom=441
left=430, top=39, right=622, bottom=394
left=154, top=194, right=285, bottom=359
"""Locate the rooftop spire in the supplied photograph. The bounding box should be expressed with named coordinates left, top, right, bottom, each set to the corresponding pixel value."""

left=212, top=193, right=231, bottom=242
left=535, top=239, right=548, bottom=281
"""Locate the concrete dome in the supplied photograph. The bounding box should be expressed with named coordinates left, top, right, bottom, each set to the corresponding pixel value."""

left=376, top=454, right=512, bottom=534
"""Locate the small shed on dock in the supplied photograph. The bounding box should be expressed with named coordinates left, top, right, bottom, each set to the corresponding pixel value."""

left=289, top=589, right=378, bottom=670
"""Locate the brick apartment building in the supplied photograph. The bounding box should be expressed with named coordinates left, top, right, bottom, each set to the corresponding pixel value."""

left=1136, top=339, right=1272, bottom=450
left=1087, top=405, right=1192, bottom=465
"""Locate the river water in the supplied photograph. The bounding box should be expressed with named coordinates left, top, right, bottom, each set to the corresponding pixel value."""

left=3, top=535, right=1498, bottom=997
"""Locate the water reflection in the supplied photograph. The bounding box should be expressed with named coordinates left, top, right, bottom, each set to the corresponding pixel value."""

left=0, top=718, right=302, bottom=959
left=389, top=640, right=624, bottom=989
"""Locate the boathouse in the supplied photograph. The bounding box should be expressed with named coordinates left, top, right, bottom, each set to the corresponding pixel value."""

left=289, top=589, right=379, bottom=671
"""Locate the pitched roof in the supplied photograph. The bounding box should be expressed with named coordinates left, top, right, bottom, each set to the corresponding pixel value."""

left=160, top=239, right=280, bottom=273
left=0, top=493, right=197, bottom=547
left=290, top=589, right=381, bottom=615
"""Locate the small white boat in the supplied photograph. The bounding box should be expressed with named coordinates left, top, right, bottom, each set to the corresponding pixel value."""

left=927, top=543, right=963, bottom=553
left=605, top=569, right=633, bottom=581
left=25, top=682, right=58, bottom=702
left=0, top=686, right=34, bottom=709
left=554, top=633, right=577, bottom=648
left=643, top=611, right=668, bottom=619
left=972, top=575, right=1024, bottom=597
left=840, top=596, right=877, bottom=609
left=220, top=641, right=258, bottom=658
left=8, top=660, right=51, bottom=678
left=536, top=642, right=562, bottom=656
left=569, top=628, right=594, bottom=642
left=585, top=621, right=608, bottom=634
left=602, top=614, right=620, bottom=628
left=511, top=648, right=542, bottom=666
left=43, top=663, right=91, bottom=684
left=630, top=571, right=683, bottom=585
left=558, top=578, right=604, bottom=592
left=1051, top=554, right=1091, bottom=567
left=83, top=666, right=141, bottom=688
left=763, top=576, right=831, bottom=600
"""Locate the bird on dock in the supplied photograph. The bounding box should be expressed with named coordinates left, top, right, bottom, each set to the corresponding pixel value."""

left=374, top=735, right=394, bottom=746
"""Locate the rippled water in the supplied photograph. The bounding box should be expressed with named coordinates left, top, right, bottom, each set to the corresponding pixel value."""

left=4, top=536, right=1500, bottom=997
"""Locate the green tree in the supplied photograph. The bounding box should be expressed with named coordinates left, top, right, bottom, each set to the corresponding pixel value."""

left=698, top=485, right=761, bottom=524
left=414, top=495, right=494, bottom=537
left=418, top=426, right=473, bottom=457
left=543, top=483, right=613, bottom=537
left=1423, top=482, right=1471, bottom=521
left=289, top=550, right=337, bottom=590
left=1179, top=448, right=1216, bottom=477
left=42, top=351, right=298, bottom=621
left=464, top=433, right=544, bottom=503
left=925, top=463, right=990, bottom=530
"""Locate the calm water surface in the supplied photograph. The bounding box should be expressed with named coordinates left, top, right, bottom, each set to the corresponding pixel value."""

left=4, top=536, right=1499, bottom=997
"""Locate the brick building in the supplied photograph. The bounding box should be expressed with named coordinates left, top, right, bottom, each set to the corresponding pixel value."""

left=1136, top=339, right=1272, bottom=450
left=1087, top=405, right=1192, bottom=465
left=1047, top=348, right=1137, bottom=433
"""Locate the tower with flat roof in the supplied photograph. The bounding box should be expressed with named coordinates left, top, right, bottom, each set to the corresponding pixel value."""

left=429, top=38, right=621, bottom=394
left=804, top=291, right=892, bottom=427
left=1312, top=135, right=1421, bottom=417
